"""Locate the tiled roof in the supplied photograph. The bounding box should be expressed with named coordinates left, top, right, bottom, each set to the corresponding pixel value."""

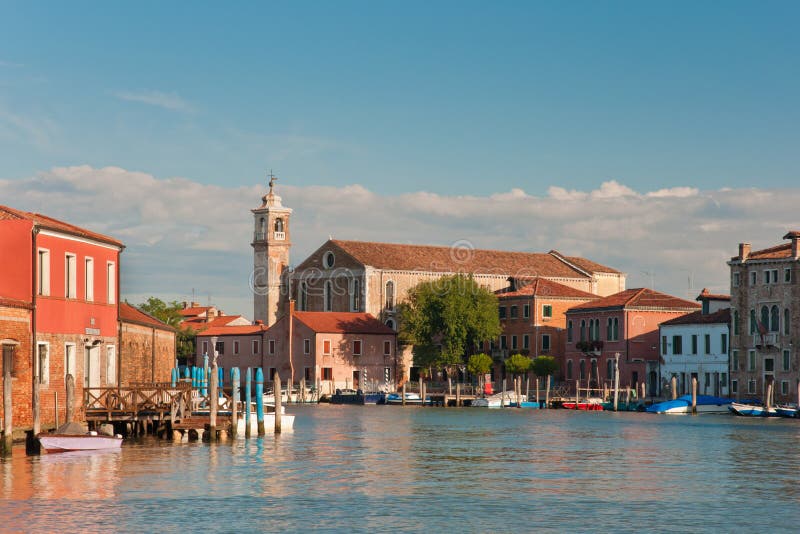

left=120, top=303, right=176, bottom=332
left=567, top=288, right=700, bottom=313
left=496, top=277, right=599, bottom=300
left=322, top=240, right=619, bottom=277
left=181, top=315, right=248, bottom=331
left=660, top=308, right=731, bottom=326
left=178, top=306, right=213, bottom=317
left=293, top=312, right=396, bottom=335
left=696, top=288, right=730, bottom=301
left=559, top=254, right=622, bottom=275
left=0, top=205, right=123, bottom=248
left=197, top=324, right=269, bottom=337
left=747, top=243, right=793, bottom=260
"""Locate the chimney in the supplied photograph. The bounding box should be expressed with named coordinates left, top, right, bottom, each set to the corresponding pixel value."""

left=191, top=301, right=200, bottom=308
left=739, top=243, right=751, bottom=261
left=784, top=231, right=800, bottom=259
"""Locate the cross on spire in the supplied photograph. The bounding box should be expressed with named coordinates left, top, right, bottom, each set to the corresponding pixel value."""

left=267, top=169, right=277, bottom=193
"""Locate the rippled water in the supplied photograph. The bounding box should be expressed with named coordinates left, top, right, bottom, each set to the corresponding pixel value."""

left=3, top=406, right=800, bottom=532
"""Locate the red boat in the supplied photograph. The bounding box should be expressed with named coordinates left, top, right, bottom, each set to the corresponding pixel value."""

left=562, top=398, right=604, bottom=411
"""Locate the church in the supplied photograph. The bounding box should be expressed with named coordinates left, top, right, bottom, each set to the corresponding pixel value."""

left=250, top=177, right=626, bottom=385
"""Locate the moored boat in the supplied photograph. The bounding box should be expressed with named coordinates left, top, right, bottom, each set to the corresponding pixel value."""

left=236, top=404, right=295, bottom=434
left=728, top=401, right=778, bottom=417
left=384, top=392, right=428, bottom=405
left=471, top=391, right=527, bottom=408
left=775, top=404, right=799, bottom=418
left=38, top=422, right=122, bottom=453
left=562, top=397, right=604, bottom=411
left=646, top=395, right=733, bottom=414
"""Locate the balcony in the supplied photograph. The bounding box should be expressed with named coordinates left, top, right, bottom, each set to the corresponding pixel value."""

left=274, top=231, right=286, bottom=241
left=753, top=333, right=778, bottom=348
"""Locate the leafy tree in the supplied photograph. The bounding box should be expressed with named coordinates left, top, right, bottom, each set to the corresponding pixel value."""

left=467, top=353, right=493, bottom=377
left=505, top=353, right=532, bottom=377
left=400, top=274, right=501, bottom=373
left=531, top=355, right=559, bottom=378
left=136, top=297, right=196, bottom=364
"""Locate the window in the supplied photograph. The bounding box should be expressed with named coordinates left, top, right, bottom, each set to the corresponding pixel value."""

left=304, top=339, right=311, bottom=355
left=65, top=253, right=76, bottom=298
left=523, top=335, right=530, bottom=350
left=721, top=373, right=727, bottom=386
left=691, top=335, right=698, bottom=355
left=268, top=367, right=276, bottom=380
left=251, top=340, right=259, bottom=354
left=510, top=306, right=518, bottom=319
left=37, top=249, right=50, bottom=295
left=661, top=335, right=667, bottom=355
left=84, top=257, right=94, bottom=301
left=499, top=307, right=506, bottom=319
left=750, top=309, right=756, bottom=334
left=351, top=278, right=361, bottom=311
left=511, top=336, right=518, bottom=350
left=36, top=342, right=49, bottom=385
left=782, top=380, right=789, bottom=395
left=607, top=359, right=614, bottom=380
left=541, top=334, right=551, bottom=351
left=672, top=335, right=682, bottom=355
left=769, top=305, right=779, bottom=332
left=579, top=360, right=586, bottom=380
left=323, top=339, right=332, bottom=355
left=705, top=373, right=710, bottom=388
left=385, top=281, right=395, bottom=310
left=299, top=282, right=308, bottom=311
left=761, top=306, right=769, bottom=332
left=322, top=367, right=333, bottom=380
left=353, top=340, right=362, bottom=356
left=500, top=336, right=507, bottom=350
left=523, top=304, right=530, bottom=318
left=566, top=360, right=573, bottom=380
left=731, top=379, right=738, bottom=394
left=733, top=272, right=740, bottom=287
left=785, top=268, right=792, bottom=283
left=324, top=281, right=333, bottom=312
left=233, top=341, right=240, bottom=355
left=721, top=333, right=727, bottom=354
left=765, top=358, right=775, bottom=373
left=304, top=367, right=312, bottom=381
left=383, top=340, right=391, bottom=356
left=732, top=350, right=739, bottom=371
left=323, top=251, right=335, bottom=269
left=783, top=350, right=791, bottom=371
left=704, top=334, right=711, bottom=355
left=748, top=380, right=756, bottom=394
left=733, top=311, right=739, bottom=335
left=274, top=217, right=284, bottom=233
left=269, top=339, right=276, bottom=355
left=580, top=320, right=586, bottom=342
left=612, top=318, right=619, bottom=340
left=106, top=345, right=116, bottom=385
left=567, top=320, right=573, bottom=342
left=106, top=262, right=116, bottom=304
left=215, top=341, right=224, bottom=355
left=750, top=271, right=757, bottom=286
left=748, top=350, right=756, bottom=371
left=64, top=343, right=76, bottom=380
left=385, top=319, right=396, bottom=331
left=202, top=341, right=208, bottom=355
left=542, top=305, right=553, bottom=319
left=785, top=309, right=791, bottom=336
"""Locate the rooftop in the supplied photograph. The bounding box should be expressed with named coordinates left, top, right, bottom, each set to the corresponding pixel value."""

left=567, top=288, right=700, bottom=313
left=293, top=311, right=396, bottom=335
left=0, top=204, right=123, bottom=248
left=496, top=277, right=599, bottom=299
left=660, top=308, right=731, bottom=326
left=119, top=303, right=175, bottom=332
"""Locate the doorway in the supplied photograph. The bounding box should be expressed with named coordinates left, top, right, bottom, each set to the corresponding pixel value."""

left=352, top=370, right=360, bottom=390
left=84, top=346, right=100, bottom=388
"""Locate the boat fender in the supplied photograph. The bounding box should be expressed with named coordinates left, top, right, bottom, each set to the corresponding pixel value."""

left=89, top=431, right=98, bottom=436
left=115, top=434, right=123, bottom=439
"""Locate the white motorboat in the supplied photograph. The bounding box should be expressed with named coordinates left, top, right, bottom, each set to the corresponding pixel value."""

left=472, top=391, right=527, bottom=408
left=38, top=422, right=122, bottom=453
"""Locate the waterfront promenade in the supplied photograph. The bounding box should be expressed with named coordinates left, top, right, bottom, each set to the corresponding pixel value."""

left=3, top=405, right=800, bottom=532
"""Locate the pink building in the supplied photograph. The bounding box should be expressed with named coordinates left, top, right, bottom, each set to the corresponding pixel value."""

left=564, top=288, right=700, bottom=395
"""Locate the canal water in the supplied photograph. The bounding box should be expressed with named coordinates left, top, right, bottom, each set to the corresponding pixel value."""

left=2, top=406, right=800, bottom=532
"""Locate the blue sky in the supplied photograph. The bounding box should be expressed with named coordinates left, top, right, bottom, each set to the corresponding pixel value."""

left=2, top=2, right=800, bottom=316
left=3, top=1, right=799, bottom=195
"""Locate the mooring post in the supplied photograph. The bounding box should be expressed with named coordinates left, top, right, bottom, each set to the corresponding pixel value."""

left=671, top=375, right=677, bottom=400
left=456, top=382, right=461, bottom=407
left=274, top=372, right=282, bottom=433
left=171, top=368, right=178, bottom=388
left=421, top=380, right=426, bottom=407
left=501, top=378, right=507, bottom=408
left=245, top=368, right=252, bottom=439
left=231, top=367, right=240, bottom=438
left=691, top=376, right=698, bottom=414
left=418, top=377, right=422, bottom=406
left=448, top=377, right=452, bottom=396
left=2, top=352, right=12, bottom=455
left=66, top=374, right=74, bottom=423
left=766, top=381, right=773, bottom=413
left=613, top=355, right=620, bottom=412
left=209, top=363, right=218, bottom=442
left=402, top=382, right=407, bottom=406
left=300, top=378, right=306, bottom=403
left=256, top=368, right=265, bottom=436
left=545, top=375, right=551, bottom=409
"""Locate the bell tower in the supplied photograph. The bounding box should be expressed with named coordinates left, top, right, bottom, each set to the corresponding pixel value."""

left=251, top=172, right=292, bottom=326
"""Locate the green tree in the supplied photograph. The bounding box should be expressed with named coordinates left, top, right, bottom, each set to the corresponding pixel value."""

left=400, top=274, right=501, bottom=373
left=467, top=352, right=494, bottom=391
left=136, top=297, right=196, bottom=364
left=531, top=355, right=559, bottom=378
left=505, top=353, right=532, bottom=377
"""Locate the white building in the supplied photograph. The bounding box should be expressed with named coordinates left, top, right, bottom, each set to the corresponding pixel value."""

left=659, top=290, right=731, bottom=397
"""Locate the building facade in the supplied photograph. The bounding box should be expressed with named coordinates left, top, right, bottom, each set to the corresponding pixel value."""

left=119, top=303, right=176, bottom=385
left=565, top=288, right=700, bottom=395
left=0, top=205, right=123, bottom=436
left=729, top=232, right=800, bottom=402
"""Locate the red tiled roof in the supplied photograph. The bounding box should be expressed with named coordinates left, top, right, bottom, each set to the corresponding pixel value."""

left=293, top=312, right=396, bottom=335
left=181, top=315, right=247, bottom=331
left=660, top=308, right=731, bottom=326
left=496, top=277, right=599, bottom=300
left=197, top=324, right=269, bottom=337
left=567, top=288, right=700, bottom=313
left=0, top=205, right=123, bottom=248
left=696, top=288, right=731, bottom=301
left=177, top=306, right=213, bottom=317
left=315, top=240, right=619, bottom=278
left=119, top=303, right=175, bottom=332
left=747, top=243, right=793, bottom=260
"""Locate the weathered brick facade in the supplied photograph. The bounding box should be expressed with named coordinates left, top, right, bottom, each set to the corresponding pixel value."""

left=119, top=316, right=176, bottom=385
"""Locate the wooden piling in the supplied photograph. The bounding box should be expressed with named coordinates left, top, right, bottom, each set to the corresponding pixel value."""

left=2, top=350, right=12, bottom=455
left=209, top=364, right=218, bottom=442
left=501, top=378, right=507, bottom=408
left=274, top=372, right=282, bottom=433
left=613, top=357, right=620, bottom=412
left=456, top=382, right=461, bottom=407
left=402, top=382, right=406, bottom=406
left=231, top=367, right=240, bottom=438
left=515, top=377, right=521, bottom=408
left=245, top=368, right=252, bottom=439
left=448, top=377, right=452, bottom=396
left=691, top=377, right=698, bottom=414
left=766, top=381, right=773, bottom=413
left=641, top=382, right=646, bottom=401
left=256, top=368, right=265, bottom=436
left=54, top=392, right=59, bottom=430
left=535, top=377, right=540, bottom=407
left=545, top=375, right=551, bottom=409
left=671, top=375, right=677, bottom=400
left=421, top=381, right=426, bottom=407
left=300, top=378, right=306, bottom=404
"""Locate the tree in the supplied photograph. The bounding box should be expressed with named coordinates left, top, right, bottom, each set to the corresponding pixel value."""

left=467, top=353, right=493, bottom=391
left=531, top=355, right=559, bottom=378
left=399, top=274, right=501, bottom=374
left=137, top=297, right=196, bottom=364
left=505, top=353, right=532, bottom=377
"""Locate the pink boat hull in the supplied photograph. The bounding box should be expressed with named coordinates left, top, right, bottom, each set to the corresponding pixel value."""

left=38, top=434, right=123, bottom=453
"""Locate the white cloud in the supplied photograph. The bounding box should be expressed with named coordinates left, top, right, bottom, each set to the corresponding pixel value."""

left=114, top=90, right=194, bottom=113
left=3, top=165, right=799, bottom=316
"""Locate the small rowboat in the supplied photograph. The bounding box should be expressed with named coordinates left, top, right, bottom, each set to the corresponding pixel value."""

left=562, top=397, right=604, bottom=411
left=38, top=423, right=122, bottom=453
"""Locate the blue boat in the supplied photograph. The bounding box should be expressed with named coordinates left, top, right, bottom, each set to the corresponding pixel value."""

left=646, top=395, right=733, bottom=414
left=728, top=401, right=778, bottom=417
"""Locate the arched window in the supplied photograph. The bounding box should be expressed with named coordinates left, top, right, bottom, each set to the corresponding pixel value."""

left=771, top=305, right=780, bottom=332
left=324, top=281, right=333, bottom=312
left=579, top=360, right=586, bottom=380
left=580, top=320, right=586, bottom=342
left=750, top=309, right=756, bottom=334
left=385, top=281, right=395, bottom=310
left=351, top=278, right=361, bottom=311
left=733, top=310, right=739, bottom=335
left=613, top=318, right=619, bottom=340
left=299, top=282, right=307, bottom=311
left=785, top=309, right=791, bottom=336
left=566, top=360, right=573, bottom=380
left=385, top=319, right=396, bottom=331
left=274, top=218, right=284, bottom=233
left=567, top=320, right=573, bottom=342
left=606, top=318, right=612, bottom=340
left=259, top=217, right=266, bottom=238
left=761, top=306, right=769, bottom=331
left=590, top=360, right=598, bottom=382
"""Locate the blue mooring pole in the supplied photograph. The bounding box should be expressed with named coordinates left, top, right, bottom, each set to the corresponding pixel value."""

left=231, top=367, right=240, bottom=438
left=255, top=368, right=265, bottom=436
left=191, top=367, right=197, bottom=388
left=184, top=366, right=190, bottom=380
left=171, top=368, right=177, bottom=387
left=245, top=367, right=252, bottom=438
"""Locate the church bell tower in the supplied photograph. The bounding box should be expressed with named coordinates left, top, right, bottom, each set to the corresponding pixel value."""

left=251, top=172, right=292, bottom=326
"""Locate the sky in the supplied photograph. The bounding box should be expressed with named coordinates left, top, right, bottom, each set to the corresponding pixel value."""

left=1, top=1, right=799, bottom=317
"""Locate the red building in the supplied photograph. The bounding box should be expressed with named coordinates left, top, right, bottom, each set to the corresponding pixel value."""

left=0, top=205, right=123, bottom=439
left=564, top=288, right=699, bottom=395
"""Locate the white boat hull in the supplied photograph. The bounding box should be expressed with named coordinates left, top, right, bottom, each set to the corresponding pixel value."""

left=38, top=434, right=122, bottom=453
left=472, top=391, right=527, bottom=408
left=660, top=404, right=732, bottom=414
left=237, top=413, right=295, bottom=435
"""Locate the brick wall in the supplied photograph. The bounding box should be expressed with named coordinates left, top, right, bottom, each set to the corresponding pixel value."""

left=119, top=321, right=176, bottom=385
